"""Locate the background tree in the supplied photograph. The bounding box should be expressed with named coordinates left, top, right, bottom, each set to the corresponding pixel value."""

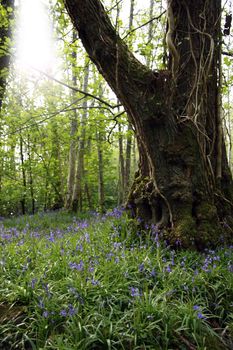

left=64, top=0, right=233, bottom=248
left=0, top=0, right=14, bottom=110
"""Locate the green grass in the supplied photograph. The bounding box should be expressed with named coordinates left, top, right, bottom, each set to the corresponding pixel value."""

left=0, top=209, right=233, bottom=349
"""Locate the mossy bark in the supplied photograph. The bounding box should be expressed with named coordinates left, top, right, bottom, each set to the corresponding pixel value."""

left=64, top=0, right=233, bottom=248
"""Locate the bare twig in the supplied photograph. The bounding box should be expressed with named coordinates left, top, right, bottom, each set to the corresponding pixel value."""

left=122, top=11, right=166, bottom=40
left=107, top=110, right=125, bottom=143
left=30, top=66, right=120, bottom=109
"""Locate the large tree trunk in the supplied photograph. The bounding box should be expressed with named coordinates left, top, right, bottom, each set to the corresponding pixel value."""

left=64, top=0, right=233, bottom=248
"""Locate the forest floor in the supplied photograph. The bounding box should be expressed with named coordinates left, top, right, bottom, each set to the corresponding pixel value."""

left=0, top=209, right=233, bottom=350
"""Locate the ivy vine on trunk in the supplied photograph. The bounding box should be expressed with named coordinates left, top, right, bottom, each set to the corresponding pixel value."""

left=64, top=0, right=233, bottom=249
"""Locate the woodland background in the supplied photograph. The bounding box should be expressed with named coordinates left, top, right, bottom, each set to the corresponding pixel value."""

left=0, top=0, right=232, bottom=217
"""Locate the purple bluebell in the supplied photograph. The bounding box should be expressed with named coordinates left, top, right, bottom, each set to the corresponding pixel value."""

left=130, top=287, right=142, bottom=297
left=193, top=305, right=200, bottom=311
left=150, top=269, right=156, bottom=277
left=60, top=309, right=67, bottom=317
left=68, top=304, right=77, bottom=316
left=30, top=278, right=37, bottom=289
left=69, top=260, right=84, bottom=271
left=139, top=263, right=145, bottom=273
left=91, top=278, right=99, bottom=286
left=197, top=312, right=205, bottom=319
left=38, top=298, right=45, bottom=309
left=42, top=310, right=49, bottom=318
left=76, top=244, right=83, bottom=252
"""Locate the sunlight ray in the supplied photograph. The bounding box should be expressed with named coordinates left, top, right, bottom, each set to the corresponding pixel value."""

left=16, top=0, right=55, bottom=72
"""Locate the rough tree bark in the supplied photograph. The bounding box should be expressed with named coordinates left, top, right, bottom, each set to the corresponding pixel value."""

left=0, top=0, right=14, bottom=110
left=64, top=0, right=233, bottom=248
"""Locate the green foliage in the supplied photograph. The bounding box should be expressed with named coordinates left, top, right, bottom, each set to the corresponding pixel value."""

left=0, top=211, right=232, bottom=349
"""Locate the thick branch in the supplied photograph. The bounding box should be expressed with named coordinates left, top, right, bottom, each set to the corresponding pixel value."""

left=63, top=0, right=154, bottom=116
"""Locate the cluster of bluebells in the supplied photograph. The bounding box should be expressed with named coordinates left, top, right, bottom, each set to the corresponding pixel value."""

left=104, top=207, right=124, bottom=219
left=69, top=260, right=84, bottom=271
left=130, top=287, right=142, bottom=298
left=40, top=304, right=78, bottom=320
left=1, top=208, right=233, bottom=342
left=193, top=305, right=206, bottom=319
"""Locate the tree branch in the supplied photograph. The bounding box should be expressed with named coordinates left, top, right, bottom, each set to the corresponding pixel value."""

left=122, top=10, right=166, bottom=40
left=29, top=65, right=120, bottom=109
left=222, top=50, right=233, bottom=57
left=63, top=0, right=152, bottom=111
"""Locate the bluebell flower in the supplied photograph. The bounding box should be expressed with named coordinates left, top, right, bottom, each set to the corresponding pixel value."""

left=193, top=305, right=200, bottom=311
left=48, top=232, right=55, bottom=242
left=91, top=278, right=99, bottom=286
left=113, top=242, right=122, bottom=249
left=69, top=260, right=84, bottom=271
left=42, top=310, right=49, bottom=318
left=17, top=239, right=24, bottom=246
left=150, top=269, right=156, bottom=277
left=38, top=298, right=45, bottom=309
left=42, top=283, right=51, bottom=297
left=30, top=278, right=37, bottom=289
left=84, top=233, right=90, bottom=242
left=68, top=304, right=77, bottom=316
left=106, top=252, right=114, bottom=261
left=130, top=287, right=142, bottom=297
left=60, top=309, right=67, bottom=317
left=76, top=244, right=83, bottom=252
left=139, top=263, right=145, bottom=273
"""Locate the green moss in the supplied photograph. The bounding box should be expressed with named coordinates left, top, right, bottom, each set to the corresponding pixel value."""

left=173, top=215, right=196, bottom=248
left=196, top=202, right=217, bottom=221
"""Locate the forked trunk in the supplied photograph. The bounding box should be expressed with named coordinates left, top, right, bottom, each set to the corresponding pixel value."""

left=64, top=0, right=233, bottom=248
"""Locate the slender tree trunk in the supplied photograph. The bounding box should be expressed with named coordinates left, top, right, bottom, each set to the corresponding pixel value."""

left=0, top=0, right=14, bottom=110
left=97, top=130, right=105, bottom=213
left=72, top=61, right=90, bottom=212
left=124, top=125, right=132, bottom=200
left=65, top=0, right=233, bottom=248
left=123, top=0, right=135, bottom=200
left=118, top=123, right=125, bottom=205
left=66, top=30, right=78, bottom=209
left=132, top=135, right=137, bottom=175
left=85, top=182, right=93, bottom=210
left=51, top=121, right=64, bottom=209
left=19, top=135, right=26, bottom=215
left=146, top=0, right=154, bottom=68
left=27, top=135, right=35, bottom=214
left=44, top=177, right=49, bottom=212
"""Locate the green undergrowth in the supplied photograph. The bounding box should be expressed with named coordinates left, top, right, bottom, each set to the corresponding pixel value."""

left=0, top=209, right=233, bottom=349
